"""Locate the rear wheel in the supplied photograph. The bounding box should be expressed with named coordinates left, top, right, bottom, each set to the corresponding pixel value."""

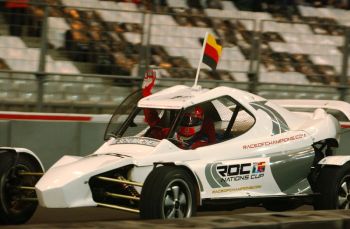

left=0, top=153, right=42, bottom=224
left=314, top=163, right=350, bottom=210
left=140, top=166, right=196, bottom=219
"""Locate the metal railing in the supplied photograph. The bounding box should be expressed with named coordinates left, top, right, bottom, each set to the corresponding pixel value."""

left=0, top=1, right=349, bottom=113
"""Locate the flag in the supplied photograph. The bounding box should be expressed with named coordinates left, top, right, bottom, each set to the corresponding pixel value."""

left=202, top=33, right=222, bottom=70
left=193, top=32, right=223, bottom=88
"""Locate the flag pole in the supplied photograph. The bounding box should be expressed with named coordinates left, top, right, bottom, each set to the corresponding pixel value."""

left=193, top=32, right=208, bottom=88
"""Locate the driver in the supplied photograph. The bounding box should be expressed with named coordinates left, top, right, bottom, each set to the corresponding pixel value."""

left=142, top=69, right=215, bottom=148
left=177, top=106, right=216, bottom=149
left=142, top=69, right=170, bottom=140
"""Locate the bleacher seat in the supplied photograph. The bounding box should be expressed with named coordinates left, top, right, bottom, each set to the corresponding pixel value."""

left=151, top=15, right=178, bottom=26
left=218, top=60, right=250, bottom=72
left=123, top=32, right=141, bottom=44
left=269, top=42, right=340, bottom=56
left=106, top=86, right=132, bottom=104
left=221, top=1, right=237, bottom=11
left=166, top=0, right=187, bottom=9
left=82, top=84, right=108, bottom=103
left=61, top=82, right=85, bottom=102
left=0, top=78, right=10, bottom=89
left=281, top=33, right=343, bottom=46
left=0, top=0, right=349, bottom=112
left=48, top=17, right=70, bottom=49
left=62, top=0, right=100, bottom=9
left=232, top=72, right=249, bottom=82
left=43, top=81, right=65, bottom=103
left=0, top=36, right=26, bottom=49
left=298, top=5, right=350, bottom=26
left=262, top=21, right=313, bottom=34
left=16, top=83, right=37, bottom=102
left=46, top=60, right=80, bottom=74
left=97, top=7, right=142, bottom=23
left=259, top=71, right=309, bottom=85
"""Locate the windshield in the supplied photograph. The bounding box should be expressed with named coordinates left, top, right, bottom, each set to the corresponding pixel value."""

left=104, top=88, right=182, bottom=141
left=104, top=90, right=142, bottom=140
left=104, top=94, right=255, bottom=150
left=107, top=106, right=182, bottom=140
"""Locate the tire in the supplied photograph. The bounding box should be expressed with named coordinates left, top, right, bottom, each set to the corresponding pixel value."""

left=314, top=163, right=350, bottom=210
left=0, top=153, right=43, bottom=224
left=139, top=166, right=197, bottom=219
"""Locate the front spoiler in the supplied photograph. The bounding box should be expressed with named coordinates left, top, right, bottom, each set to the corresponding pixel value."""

left=35, top=154, right=135, bottom=208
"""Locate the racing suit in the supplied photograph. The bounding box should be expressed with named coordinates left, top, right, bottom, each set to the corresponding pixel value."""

left=142, top=69, right=170, bottom=140
left=142, top=69, right=215, bottom=148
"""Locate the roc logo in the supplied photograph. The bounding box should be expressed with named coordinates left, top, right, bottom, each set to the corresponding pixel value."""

left=205, top=161, right=266, bottom=188
left=252, top=162, right=265, bottom=173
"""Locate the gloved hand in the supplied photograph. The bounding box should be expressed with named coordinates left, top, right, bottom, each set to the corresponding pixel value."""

left=142, top=69, right=157, bottom=97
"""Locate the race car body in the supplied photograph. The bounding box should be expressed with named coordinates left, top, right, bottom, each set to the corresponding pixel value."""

left=1, top=84, right=349, bottom=224
left=35, top=85, right=340, bottom=211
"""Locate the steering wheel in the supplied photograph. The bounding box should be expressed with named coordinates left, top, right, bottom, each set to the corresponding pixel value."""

left=144, top=125, right=164, bottom=139
left=167, top=137, right=189, bottom=149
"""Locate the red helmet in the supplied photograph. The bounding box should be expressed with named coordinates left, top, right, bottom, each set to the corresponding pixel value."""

left=178, top=106, right=204, bottom=141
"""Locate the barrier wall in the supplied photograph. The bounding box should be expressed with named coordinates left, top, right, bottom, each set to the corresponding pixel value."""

left=1, top=112, right=350, bottom=169
left=0, top=119, right=108, bottom=168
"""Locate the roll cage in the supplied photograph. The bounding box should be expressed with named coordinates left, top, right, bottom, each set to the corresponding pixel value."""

left=105, top=92, right=256, bottom=147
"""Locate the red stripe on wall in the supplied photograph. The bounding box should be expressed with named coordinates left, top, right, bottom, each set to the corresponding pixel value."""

left=341, top=124, right=350, bottom=129
left=0, top=114, right=92, bottom=121
left=204, top=44, right=219, bottom=63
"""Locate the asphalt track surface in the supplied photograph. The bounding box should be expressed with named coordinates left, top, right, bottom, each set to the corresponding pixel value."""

left=27, top=205, right=314, bottom=224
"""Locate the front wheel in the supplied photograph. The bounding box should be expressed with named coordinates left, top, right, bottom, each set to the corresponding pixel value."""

left=139, top=166, right=197, bottom=219
left=0, top=152, right=43, bottom=224
left=314, top=163, right=350, bottom=210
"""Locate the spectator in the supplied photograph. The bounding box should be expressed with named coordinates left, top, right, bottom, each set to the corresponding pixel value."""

left=206, top=0, right=222, bottom=9
left=4, top=0, right=29, bottom=36
left=94, top=43, right=113, bottom=74
left=187, top=0, right=203, bottom=9
left=0, top=59, right=9, bottom=69
left=26, top=3, right=44, bottom=37
left=64, top=20, right=90, bottom=62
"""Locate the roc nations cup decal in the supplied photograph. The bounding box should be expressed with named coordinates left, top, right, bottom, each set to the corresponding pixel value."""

left=205, top=161, right=266, bottom=188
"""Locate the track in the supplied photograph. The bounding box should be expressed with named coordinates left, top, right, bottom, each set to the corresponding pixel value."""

left=6, top=206, right=349, bottom=229
left=27, top=205, right=314, bottom=224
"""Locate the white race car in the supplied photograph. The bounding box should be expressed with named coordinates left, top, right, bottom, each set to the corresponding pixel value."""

left=1, top=84, right=350, bottom=224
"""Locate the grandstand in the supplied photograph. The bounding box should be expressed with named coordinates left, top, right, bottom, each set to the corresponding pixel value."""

left=0, top=0, right=349, bottom=113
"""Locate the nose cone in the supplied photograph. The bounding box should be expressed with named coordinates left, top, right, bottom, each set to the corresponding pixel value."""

left=36, top=154, right=133, bottom=208
left=36, top=178, right=92, bottom=208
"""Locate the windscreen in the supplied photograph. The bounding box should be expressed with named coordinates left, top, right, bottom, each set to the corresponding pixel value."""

left=104, top=90, right=142, bottom=140
left=118, top=108, right=181, bottom=139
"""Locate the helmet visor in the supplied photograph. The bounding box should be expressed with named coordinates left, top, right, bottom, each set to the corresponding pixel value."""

left=180, top=115, right=203, bottom=127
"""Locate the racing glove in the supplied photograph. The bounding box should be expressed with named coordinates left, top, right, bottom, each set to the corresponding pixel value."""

left=142, top=69, right=157, bottom=97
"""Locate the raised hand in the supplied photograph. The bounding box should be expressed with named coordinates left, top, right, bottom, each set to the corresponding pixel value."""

left=142, top=69, right=157, bottom=97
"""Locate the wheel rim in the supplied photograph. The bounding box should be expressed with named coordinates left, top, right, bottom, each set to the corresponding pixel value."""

left=1, top=164, right=37, bottom=214
left=338, top=175, right=350, bottom=209
left=162, top=178, right=192, bottom=219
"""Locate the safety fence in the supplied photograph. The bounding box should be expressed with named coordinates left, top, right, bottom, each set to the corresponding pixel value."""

left=0, top=1, right=349, bottom=113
